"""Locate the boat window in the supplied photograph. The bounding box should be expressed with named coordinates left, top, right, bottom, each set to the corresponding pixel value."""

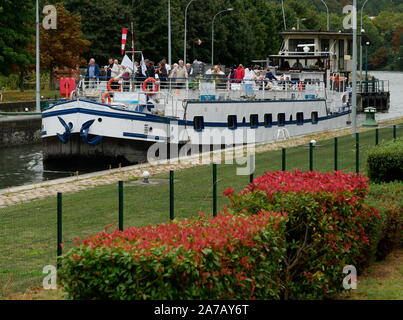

left=250, top=114, right=259, bottom=129
left=193, top=116, right=204, bottom=131
left=278, top=113, right=285, bottom=127
left=311, top=112, right=318, bottom=124
left=264, top=114, right=273, bottom=127
left=296, top=112, right=304, bottom=125
left=228, top=115, right=237, bottom=130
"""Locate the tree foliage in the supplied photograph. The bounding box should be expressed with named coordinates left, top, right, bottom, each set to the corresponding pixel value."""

left=0, top=0, right=35, bottom=75
left=37, top=3, right=90, bottom=73
left=1, top=0, right=403, bottom=75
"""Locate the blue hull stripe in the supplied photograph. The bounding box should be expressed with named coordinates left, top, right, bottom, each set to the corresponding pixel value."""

left=123, top=132, right=168, bottom=141
left=43, top=106, right=350, bottom=128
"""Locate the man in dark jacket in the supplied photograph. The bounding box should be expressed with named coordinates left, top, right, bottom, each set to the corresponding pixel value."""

left=85, top=58, right=100, bottom=87
left=105, top=58, right=114, bottom=80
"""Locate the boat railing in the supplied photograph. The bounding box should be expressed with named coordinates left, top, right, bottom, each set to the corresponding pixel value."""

left=278, top=51, right=335, bottom=56
left=356, top=79, right=389, bottom=94
left=76, top=76, right=328, bottom=101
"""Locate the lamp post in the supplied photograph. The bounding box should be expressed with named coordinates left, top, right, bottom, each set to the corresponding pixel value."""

left=320, top=0, right=330, bottom=31
left=184, top=0, right=198, bottom=66
left=168, top=0, right=172, bottom=66
left=352, top=0, right=358, bottom=134
left=297, top=18, right=306, bottom=30
left=211, top=8, right=234, bottom=67
left=36, top=0, right=40, bottom=112
left=281, top=0, right=287, bottom=30
left=360, top=0, right=369, bottom=83
left=365, top=41, right=370, bottom=92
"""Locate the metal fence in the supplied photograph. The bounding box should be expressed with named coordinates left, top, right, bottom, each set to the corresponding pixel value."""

left=0, top=123, right=401, bottom=298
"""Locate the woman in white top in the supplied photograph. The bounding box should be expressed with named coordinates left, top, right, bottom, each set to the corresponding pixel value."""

left=243, top=66, right=256, bottom=96
left=111, top=59, right=121, bottom=79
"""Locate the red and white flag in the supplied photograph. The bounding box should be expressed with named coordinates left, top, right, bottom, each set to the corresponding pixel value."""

left=121, top=28, right=128, bottom=55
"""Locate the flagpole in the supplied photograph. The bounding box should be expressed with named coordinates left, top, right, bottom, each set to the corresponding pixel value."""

left=131, top=22, right=135, bottom=72
left=36, top=0, right=41, bottom=112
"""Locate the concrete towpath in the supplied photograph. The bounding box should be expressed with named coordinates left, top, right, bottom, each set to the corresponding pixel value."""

left=0, top=118, right=401, bottom=208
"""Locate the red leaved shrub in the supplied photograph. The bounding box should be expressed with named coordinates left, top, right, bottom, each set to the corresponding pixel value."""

left=225, top=170, right=380, bottom=299
left=59, top=212, right=287, bottom=300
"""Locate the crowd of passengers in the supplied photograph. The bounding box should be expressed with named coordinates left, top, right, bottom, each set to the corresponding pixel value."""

left=84, top=57, right=305, bottom=93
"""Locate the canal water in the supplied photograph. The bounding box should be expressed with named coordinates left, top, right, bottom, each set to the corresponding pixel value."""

left=0, top=71, right=402, bottom=190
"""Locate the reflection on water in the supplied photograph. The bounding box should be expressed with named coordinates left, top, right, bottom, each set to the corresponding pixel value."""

left=0, top=144, right=72, bottom=189
left=0, top=71, right=402, bottom=189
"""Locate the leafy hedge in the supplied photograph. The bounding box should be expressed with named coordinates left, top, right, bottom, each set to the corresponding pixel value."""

left=224, top=170, right=380, bottom=300
left=365, top=182, right=403, bottom=261
left=59, top=212, right=287, bottom=300
left=367, top=138, right=403, bottom=183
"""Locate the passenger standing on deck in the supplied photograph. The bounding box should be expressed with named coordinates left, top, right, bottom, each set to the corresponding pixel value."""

left=85, top=58, right=100, bottom=88
left=228, top=65, right=237, bottom=81
left=104, top=58, right=114, bottom=80
left=243, top=66, right=256, bottom=97
left=186, top=63, right=193, bottom=78
left=146, top=60, right=156, bottom=78
left=234, top=64, right=245, bottom=83
left=111, top=59, right=121, bottom=78
left=111, top=59, right=121, bottom=90
left=156, top=61, right=168, bottom=84
left=120, top=66, right=132, bottom=92
left=169, top=60, right=188, bottom=88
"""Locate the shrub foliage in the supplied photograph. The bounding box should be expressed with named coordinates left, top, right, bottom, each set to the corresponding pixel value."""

left=367, top=138, right=403, bottom=183
left=59, top=212, right=287, bottom=300
left=60, top=170, right=383, bottom=300
left=224, top=170, right=379, bottom=299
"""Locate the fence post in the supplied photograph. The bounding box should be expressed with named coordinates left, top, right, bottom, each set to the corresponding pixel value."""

left=282, top=148, right=286, bottom=171
left=393, top=125, right=397, bottom=141
left=57, top=192, right=62, bottom=267
left=334, top=137, right=338, bottom=171
left=212, top=163, right=217, bottom=217
left=309, top=142, right=314, bottom=171
left=170, top=170, right=174, bottom=221
left=118, top=181, right=124, bottom=231
left=356, top=132, right=360, bottom=173
left=375, top=128, right=379, bottom=146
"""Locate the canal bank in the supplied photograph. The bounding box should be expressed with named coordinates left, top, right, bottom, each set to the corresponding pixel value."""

left=0, top=115, right=41, bottom=147
left=0, top=117, right=401, bottom=209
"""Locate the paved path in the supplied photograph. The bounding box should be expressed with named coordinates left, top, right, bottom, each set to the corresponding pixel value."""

left=0, top=118, right=401, bottom=208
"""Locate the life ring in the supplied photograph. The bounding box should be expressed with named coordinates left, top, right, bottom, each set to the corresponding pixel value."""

left=107, top=78, right=122, bottom=92
left=298, top=81, right=305, bottom=91
left=101, top=92, right=111, bottom=104
left=142, top=77, right=159, bottom=95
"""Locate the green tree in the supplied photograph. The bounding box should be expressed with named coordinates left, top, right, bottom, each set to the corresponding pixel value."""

left=37, top=3, right=91, bottom=88
left=56, top=0, right=134, bottom=65
left=0, top=0, right=35, bottom=88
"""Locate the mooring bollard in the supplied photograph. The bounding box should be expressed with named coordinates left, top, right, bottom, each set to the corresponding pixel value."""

left=356, top=133, right=360, bottom=173
left=169, top=170, right=174, bottom=221
left=334, top=137, right=338, bottom=171
left=212, top=164, right=217, bottom=217
left=282, top=148, right=286, bottom=171
left=309, top=142, right=314, bottom=171
left=57, top=192, right=63, bottom=267
left=249, top=154, right=255, bottom=183
left=118, top=181, right=124, bottom=231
